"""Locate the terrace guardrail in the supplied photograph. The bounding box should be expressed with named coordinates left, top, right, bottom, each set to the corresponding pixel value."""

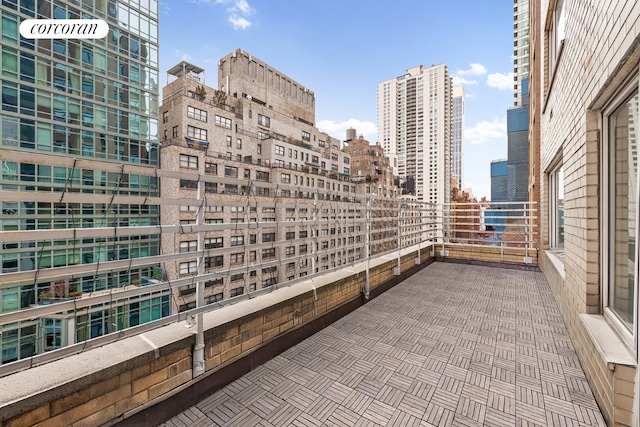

left=0, top=193, right=536, bottom=377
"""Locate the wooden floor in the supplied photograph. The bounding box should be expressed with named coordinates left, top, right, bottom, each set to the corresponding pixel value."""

left=160, top=263, right=606, bottom=426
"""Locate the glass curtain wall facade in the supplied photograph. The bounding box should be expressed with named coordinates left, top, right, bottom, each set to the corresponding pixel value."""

left=0, top=0, right=166, bottom=365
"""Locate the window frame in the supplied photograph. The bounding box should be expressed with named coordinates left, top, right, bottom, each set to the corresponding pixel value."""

left=230, top=235, right=244, bottom=246
left=179, top=261, right=197, bottom=275
left=549, top=159, right=564, bottom=251
left=215, top=115, right=231, bottom=129
left=258, top=114, right=270, bottom=127
left=179, top=240, right=197, bottom=253
left=544, top=0, right=566, bottom=103
left=187, top=105, right=207, bottom=122
left=179, top=153, right=198, bottom=169
left=187, top=125, right=207, bottom=140
left=204, top=237, right=223, bottom=249
left=601, top=77, right=640, bottom=349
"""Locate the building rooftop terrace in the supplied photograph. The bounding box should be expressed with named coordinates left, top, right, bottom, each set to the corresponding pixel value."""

left=160, top=262, right=606, bottom=427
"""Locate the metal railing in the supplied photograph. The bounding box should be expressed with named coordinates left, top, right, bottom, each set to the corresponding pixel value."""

left=0, top=197, right=536, bottom=376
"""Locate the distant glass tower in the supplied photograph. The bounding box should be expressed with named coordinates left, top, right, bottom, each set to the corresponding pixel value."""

left=0, top=0, right=165, bottom=365
left=514, top=0, right=529, bottom=106
left=507, top=78, right=529, bottom=202
left=491, top=159, right=508, bottom=202
left=452, top=86, right=465, bottom=189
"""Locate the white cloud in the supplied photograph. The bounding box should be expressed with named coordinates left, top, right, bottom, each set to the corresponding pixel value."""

left=175, top=50, right=192, bottom=62
left=466, top=117, right=507, bottom=145
left=188, top=0, right=254, bottom=29
left=458, top=63, right=487, bottom=76
left=486, top=72, right=514, bottom=90
left=229, top=14, right=251, bottom=29
left=231, top=0, right=252, bottom=14
left=452, top=63, right=487, bottom=86
left=317, top=119, right=377, bottom=144
left=452, top=76, right=477, bottom=86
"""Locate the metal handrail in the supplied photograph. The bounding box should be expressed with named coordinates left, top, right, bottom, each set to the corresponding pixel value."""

left=0, top=200, right=537, bottom=376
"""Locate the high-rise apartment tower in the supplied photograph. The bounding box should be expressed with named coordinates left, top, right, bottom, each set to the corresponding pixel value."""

left=378, top=64, right=452, bottom=204
left=513, top=0, right=529, bottom=106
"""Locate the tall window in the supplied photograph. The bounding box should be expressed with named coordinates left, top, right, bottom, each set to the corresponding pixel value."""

left=547, top=0, right=566, bottom=87
left=549, top=163, right=564, bottom=250
left=607, top=89, right=639, bottom=332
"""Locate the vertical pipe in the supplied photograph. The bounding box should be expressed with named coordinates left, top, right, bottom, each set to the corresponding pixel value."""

left=311, top=192, right=317, bottom=275
left=193, top=179, right=205, bottom=378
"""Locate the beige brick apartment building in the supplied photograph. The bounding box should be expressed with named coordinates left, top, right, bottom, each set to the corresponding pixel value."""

left=159, top=50, right=401, bottom=312
left=532, top=1, right=640, bottom=425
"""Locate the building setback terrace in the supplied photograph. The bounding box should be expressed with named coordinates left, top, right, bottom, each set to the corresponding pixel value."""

left=160, top=262, right=606, bottom=427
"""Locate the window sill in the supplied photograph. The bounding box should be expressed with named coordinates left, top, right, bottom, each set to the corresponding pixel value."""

left=580, top=314, right=636, bottom=371
left=545, top=249, right=565, bottom=280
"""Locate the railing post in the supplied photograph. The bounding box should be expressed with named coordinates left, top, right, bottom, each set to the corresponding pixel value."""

left=416, top=201, right=421, bottom=265
left=363, top=196, right=371, bottom=298
left=440, top=204, right=447, bottom=257
left=396, top=203, right=402, bottom=275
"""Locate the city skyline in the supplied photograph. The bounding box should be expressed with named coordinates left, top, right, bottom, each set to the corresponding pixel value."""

left=160, top=0, right=515, bottom=199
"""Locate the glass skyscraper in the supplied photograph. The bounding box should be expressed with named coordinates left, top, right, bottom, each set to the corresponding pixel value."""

left=0, top=0, right=167, bottom=365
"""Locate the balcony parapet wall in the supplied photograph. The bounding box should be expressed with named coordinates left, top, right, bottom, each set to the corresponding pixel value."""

left=0, top=245, right=436, bottom=427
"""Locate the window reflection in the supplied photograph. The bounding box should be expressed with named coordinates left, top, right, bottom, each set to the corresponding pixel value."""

left=609, top=90, right=638, bottom=329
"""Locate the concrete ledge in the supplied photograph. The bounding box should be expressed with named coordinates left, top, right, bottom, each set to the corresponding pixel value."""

left=545, top=250, right=565, bottom=280
left=580, top=314, right=636, bottom=371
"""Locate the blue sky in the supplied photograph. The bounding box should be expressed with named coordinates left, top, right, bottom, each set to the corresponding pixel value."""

left=160, top=0, right=515, bottom=199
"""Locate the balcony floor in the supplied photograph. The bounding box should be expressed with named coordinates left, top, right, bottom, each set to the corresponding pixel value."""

left=160, top=262, right=606, bottom=427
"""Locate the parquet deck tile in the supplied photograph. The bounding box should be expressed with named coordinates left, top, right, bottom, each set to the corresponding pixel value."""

left=162, top=263, right=607, bottom=427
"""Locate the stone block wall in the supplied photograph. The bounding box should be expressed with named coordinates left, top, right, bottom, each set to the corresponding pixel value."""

left=441, top=244, right=536, bottom=266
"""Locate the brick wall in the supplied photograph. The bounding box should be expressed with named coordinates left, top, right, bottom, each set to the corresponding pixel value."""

left=536, top=1, right=640, bottom=425
left=541, top=253, right=636, bottom=427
